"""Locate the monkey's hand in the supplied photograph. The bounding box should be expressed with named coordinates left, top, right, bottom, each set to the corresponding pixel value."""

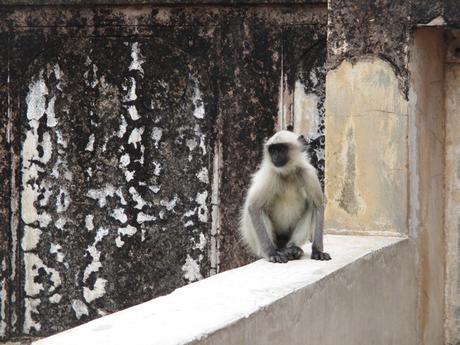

left=267, top=249, right=288, bottom=263
left=311, top=247, right=331, bottom=261
left=282, top=245, right=304, bottom=260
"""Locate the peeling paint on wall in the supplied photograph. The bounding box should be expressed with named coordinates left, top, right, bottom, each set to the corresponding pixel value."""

left=0, top=4, right=327, bottom=340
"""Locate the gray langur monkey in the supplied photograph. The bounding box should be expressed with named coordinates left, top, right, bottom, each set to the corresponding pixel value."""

left=240, top=130, right=331, bottom=263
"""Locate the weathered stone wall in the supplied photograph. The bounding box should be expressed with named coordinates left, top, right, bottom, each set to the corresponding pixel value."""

left=444, top=29, right=460, bottom=345
left=0, top=3, right=328, bottom=341
left=327, top=0, right=460, bottom=98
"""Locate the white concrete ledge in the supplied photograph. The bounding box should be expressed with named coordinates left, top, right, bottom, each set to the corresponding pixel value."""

left=34, top=235, right=414, bottom=345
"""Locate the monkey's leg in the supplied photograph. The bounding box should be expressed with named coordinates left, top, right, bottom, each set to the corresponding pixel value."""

left=311, top=206, right=331, bottom=261
left=282, top=245, right=304, bottom=260
left=281, top=207, right=314, bottom=261
left=276, top=234, right=303, bottom=260
left=248, top=205, right=288, bottom=263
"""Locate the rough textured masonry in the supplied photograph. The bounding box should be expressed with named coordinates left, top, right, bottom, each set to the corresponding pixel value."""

left=0, top=2, right=328, bottom=341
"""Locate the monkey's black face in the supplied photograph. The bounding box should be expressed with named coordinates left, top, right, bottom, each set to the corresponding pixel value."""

left=268, top=143, right=289, bottom=167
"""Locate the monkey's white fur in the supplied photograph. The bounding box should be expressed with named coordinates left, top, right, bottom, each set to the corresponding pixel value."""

left=240, top=130, right=323, bottom=258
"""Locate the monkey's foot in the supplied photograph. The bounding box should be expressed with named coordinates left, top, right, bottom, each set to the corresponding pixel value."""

left=282, top=245, right=304, bottom=260
left=267, top=250, right=288, bottom=263
left=311, top=247, right=331, bottom=261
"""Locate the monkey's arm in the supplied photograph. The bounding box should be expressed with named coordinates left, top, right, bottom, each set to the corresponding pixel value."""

left=305, top=166, right=331, bottom=261
left=248, top=205, right=288, bottom=263
left=311, top=205, right=331, bottom=260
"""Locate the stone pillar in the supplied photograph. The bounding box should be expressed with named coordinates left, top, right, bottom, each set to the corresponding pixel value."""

left=444, top=30, right=460, bottom=345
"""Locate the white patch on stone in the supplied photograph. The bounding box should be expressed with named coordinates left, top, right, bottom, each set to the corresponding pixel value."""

left=186, top=138, right=197, bottom=151
left=118, top=225, right=137, bottom=236
left=83, top=227, right=109, bottom=283
left=23, top=298, right=41, bottom=334
left=125, top=77, right=137, bottom=102
left=184, top=220, right=194, bottom=228
left=293, top=80, right=321, bottom=140
left=115, top=237, right=124, bottom=248
left=152, top=127, right=163, bottom=148
left=196, top=191, right=208, bottom=223
left=24, top=253, right=61, bottom=297
left=194, top=233, right=207, bottom=250
left=57, top=130, right=68, bottom=148
left=37, top=212, right=52, bottom=228
left=71, top=300, right=89, bottom=319
left=55, top=217, right=67, bottom=231
left=87, top=184, right=115, bottom=207
left=128, top=127, right=144, bottom=149
left=50, top=243, right=65, bottom=262
left=0, top=260, right=6, bottom=337
left=137, top=212, right=157, bottom=224
left=184, top=209, right=196, bottom=217
left=199, top=133, right=207, bottom=156
left=54, top=63, right=62, bottom=79
left=39, top=184, right=53, bottom=207
left=182, top=254, right=203, bottom=282
left=160, top=195, right=178, bottom=211
left=149, top=185, right=160, bottom=194
left=46, top=95, right=58, bottom=127
left=41, top=132, right=53, bottom=163
left=192, top=84, right=205, bottom=119
left=22, top=226, right=42, bottom=251
left=85, top=215, right=94, bottom=231
left=117, top=116, right=128, bottom=138
left=85, top=134, right=95, bottom=152
left=129, top=42, right=145, bottom=74
left=91, top=65, right=99, bottom=88
left=115, top=225, right=138, bottom=247
left=125, top=170, right=135, bottom=182
left=97, top=309, right=108, bottom=317
left=51, top=165, right=60, bottom=179
left=116, top=188, right=128, bottom=205
left=49, top=294, right=62, bottom=304
left=83, top=278, right=108, bottom=303
left=111, top=208, right=127, bottom=223
left=153, top=161, right=162, bottom=176
left=22, top=72, right=50, bottom=227
left=196, top=167, right=209, bottom=183
left=128, top=105, right=141, bottom=121
left=135, top=145, right=145, bottom=165
left=159, top=210, right=165, bottom=220
left=129, top=187, right=148, bottom=209
left=26, top=72, right=48, bottom=122
left=64, top=170, right=73, bottom=181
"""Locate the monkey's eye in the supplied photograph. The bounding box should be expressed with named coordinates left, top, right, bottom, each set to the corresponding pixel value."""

left=268, top=143, right=289, bottom=154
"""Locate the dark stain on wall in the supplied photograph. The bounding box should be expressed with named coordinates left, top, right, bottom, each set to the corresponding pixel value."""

left=327, top=0, right=410, bottom=96
left=327, top=0, right=460, bottom=99
left=0, top=4, right=327, bottom=340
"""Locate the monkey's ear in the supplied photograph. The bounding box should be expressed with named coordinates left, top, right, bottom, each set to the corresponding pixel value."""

left=298, top=135, right=308, bottom=151
left=298, top=135, right=308, bottom=145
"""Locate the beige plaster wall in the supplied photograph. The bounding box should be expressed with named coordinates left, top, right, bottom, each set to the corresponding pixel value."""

left=408, top=28, right=446, bottom=345
left=325, top=35, right=447, bottom=344
left=325, top=58, right=408, bottom=235
left=444, top=30, right=460, bottom=345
